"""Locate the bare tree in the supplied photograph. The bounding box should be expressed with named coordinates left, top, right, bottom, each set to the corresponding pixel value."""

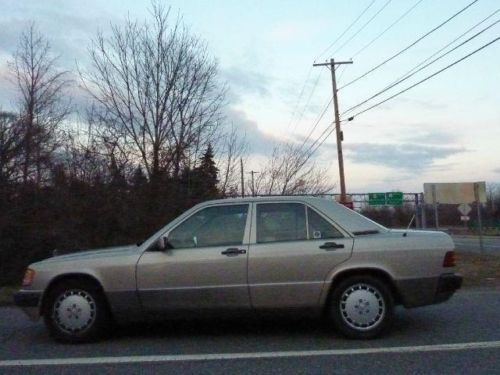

left=216, top=123, right=248, bottom=196
left=255, top=143, right=334, bottom=195
left=9, top=23, right=70, bottom=185
left=0, top=112, right=23, bottom=184
left=81, top=3, right=225, bottom=181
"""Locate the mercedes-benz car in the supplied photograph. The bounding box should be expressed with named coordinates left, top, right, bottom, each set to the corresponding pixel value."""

left=14, top=196, right=462, bottom=342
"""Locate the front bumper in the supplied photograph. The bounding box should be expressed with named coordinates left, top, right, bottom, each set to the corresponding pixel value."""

left=13, top=290, right=42, bottom=321
left=396, top=273, right=462, bottom=308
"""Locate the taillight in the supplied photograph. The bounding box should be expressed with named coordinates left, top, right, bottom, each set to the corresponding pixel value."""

left=443, top=251, right=457, bottom=267
left=22, top=268, right=35, bottom=287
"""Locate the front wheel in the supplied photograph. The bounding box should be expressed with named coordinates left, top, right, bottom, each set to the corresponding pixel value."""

left=43, top=279, right=110, bottom=343
left=329, top=275, right=394, bottom=339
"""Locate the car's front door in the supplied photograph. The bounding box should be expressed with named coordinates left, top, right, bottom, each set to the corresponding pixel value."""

left=136, top=203, right=251, bottom=313
left=248, top=202, right=353, bottom=309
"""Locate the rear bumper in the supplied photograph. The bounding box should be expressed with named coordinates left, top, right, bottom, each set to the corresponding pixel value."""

left=396, top=273, right=462, bottom=308
left=13, top=290, right=42, bottom=321
left=433, top=273, right=463, bottom=304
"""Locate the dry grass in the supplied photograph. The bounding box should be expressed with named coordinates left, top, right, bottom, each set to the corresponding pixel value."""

left=0, top=286, right=18, bottom=306
left=456, top=251, right=500, bottom=289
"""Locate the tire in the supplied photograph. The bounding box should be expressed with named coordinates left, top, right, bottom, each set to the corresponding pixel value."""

left=329, top=275, right=394, bottom=339
left=43, top=279, right=110, bottom=343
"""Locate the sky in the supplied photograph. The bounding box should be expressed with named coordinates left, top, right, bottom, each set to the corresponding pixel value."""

left=0, top=0, right=499, bottom=193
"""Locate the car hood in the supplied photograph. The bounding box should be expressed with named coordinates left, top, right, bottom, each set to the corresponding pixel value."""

left=34, top=244, right=140, bottom=265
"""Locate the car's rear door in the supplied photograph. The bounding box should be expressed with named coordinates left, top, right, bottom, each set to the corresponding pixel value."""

left=248, top=202, right=353, bottom=309
left=136, top=203, right=251, bottom=313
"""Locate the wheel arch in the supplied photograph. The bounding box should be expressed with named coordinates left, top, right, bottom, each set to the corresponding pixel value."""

left=322, top=267, right=402, bottom=314
left=40, top=273, right=110, bottom=318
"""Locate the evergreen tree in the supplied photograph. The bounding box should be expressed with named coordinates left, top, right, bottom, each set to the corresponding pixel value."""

left=192, top=144, right=219, bottom=200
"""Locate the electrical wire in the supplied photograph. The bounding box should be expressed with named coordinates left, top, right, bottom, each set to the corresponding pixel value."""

left=342, top=17, right=500, bottom=116
left=351, top=0, right=425, bottom=58
left=315, top=0, right=376, bottom=62
left=338, top=0, right=479, bottom=91
left=289, top=71, right=323, bottom=134
left=343, top=37, right=500, bottom=120
left=297, top=97, right=333, bottom=151
left=332, top=0, right=393, bottom=56
left=286, top=66, right=314, bottom=131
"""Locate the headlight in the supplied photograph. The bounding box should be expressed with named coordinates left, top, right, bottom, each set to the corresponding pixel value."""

left=22, top=268, right=36, bottom=287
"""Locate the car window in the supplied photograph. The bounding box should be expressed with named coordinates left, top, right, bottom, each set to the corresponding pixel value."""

left=257, top=203, right=307, bottom=243
left=307, top=207, right=344, bottom=239
left=168, top=204, right=248, bottom=249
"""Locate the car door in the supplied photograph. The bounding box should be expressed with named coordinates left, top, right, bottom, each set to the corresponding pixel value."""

left=248, top=202, right=353, bottom=309
left=136, top=203, right=251, bottom=313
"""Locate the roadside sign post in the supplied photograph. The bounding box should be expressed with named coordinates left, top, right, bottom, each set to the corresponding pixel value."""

left=474, top=183, right=484, bottom=252
left=432, top=185, right=439, bottom=230
left=458, top=203, right=472, bottom=229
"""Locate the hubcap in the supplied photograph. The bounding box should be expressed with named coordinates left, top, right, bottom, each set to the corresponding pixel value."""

left=53, top=290, right=96, bottom=334
left=340, top=283, right=385, bottom=331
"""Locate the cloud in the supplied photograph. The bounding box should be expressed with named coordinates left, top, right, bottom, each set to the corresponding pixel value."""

left=221, top=66, right=271, bottom=104
left=400, top=128, right=458, bottom=145
left=225, top=108, right=285, bottom=155
left=493, top=168, right=500, bottom=174
left=344, top=142, right=466, bottom=171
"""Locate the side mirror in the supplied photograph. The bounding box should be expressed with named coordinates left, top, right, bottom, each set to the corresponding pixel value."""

left=157, top=236, right=168, bottom=251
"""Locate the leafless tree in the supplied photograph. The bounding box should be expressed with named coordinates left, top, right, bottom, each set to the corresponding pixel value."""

left=9, top=23, right=70, bottom=185
left=0, top=112, right=24, bottom=184
left=254, top=143, right=334, bottom=195
left=216, top=123, right=248, bottom=195
left=81, top=3, right=225, bottom=181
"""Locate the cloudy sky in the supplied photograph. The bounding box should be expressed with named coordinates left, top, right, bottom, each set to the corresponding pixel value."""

left=0, top=0, right=499, bottom=193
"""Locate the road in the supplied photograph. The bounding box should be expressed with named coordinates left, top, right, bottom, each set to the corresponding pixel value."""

left=0, top=290, right=499, bottom=374
left=451, top=235, right=500, bottom=253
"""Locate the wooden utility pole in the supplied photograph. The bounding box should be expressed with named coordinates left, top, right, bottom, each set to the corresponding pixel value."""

left=240, top=158, right=245, bottom=197
left=313, top=58, right=352, bottom=203
left=248, top=170, right=259, bottom=197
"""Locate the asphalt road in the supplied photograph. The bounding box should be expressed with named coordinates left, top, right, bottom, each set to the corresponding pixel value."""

left=0, top=289, right=499, bottom=374
left=451, top=235, right=500, bottom=253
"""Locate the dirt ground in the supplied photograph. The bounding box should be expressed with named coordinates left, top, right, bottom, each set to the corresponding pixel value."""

left=456, top=251, right=500, bottom=289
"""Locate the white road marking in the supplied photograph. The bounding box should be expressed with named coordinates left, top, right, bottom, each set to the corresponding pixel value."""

left=1, top=341, right=500, bottom=367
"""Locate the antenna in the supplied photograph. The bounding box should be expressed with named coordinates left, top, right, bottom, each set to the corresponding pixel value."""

left=402, top=214, right=416, bottom=237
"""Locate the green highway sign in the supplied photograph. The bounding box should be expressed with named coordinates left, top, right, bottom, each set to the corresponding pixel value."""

left=368, top=193, right=386, bottom=206
left=368, top=192, right=404, bottom=206
left=386, top=192, right=403, bottom=206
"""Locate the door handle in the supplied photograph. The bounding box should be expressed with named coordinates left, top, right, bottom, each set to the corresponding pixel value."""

left=221, top=248, right=247, bottom=256
left=319, top=242, right=344, bottom=250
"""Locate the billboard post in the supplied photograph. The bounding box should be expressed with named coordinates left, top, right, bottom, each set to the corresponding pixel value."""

left=474, top=182, right=484, bottom=252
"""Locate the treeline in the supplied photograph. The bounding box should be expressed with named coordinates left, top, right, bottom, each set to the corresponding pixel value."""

left=0, top=5, right=235, bottom=285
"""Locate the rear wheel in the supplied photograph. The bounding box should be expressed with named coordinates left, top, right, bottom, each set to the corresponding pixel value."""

left=43, top=279, right=110, bottom=343
left=329, top=275, right=394, bottom=339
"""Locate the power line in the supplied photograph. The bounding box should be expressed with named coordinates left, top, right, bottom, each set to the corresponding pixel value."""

left=289, top=71, right=322, bottom=134
left=338, top=0, right=479, bottom=91
left=351, top=0, right=425, bottom=58
left=297, top=97, right=332, bottom=151
left=344, top=37, right=500, bottom=120
left=286, top=66, right=314, bottom=131
left=386, top=8, right=500, bottom=90
left=343, top=17, right=500, bottom=116
left=332, top=0, right=393, bottom=56
left=315, top=0, right=376, bottom=62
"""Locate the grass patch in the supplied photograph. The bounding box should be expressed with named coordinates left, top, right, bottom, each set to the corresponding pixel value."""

left=456, top=251, right=500, bottom=289
left=0, top=286, right=18, bottom=306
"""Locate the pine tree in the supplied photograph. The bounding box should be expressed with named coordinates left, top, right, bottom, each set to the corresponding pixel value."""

left=192, top=144, right=219, bottom=200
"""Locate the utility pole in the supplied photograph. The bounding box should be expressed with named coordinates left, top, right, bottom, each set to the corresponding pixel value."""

left=240, top=158, right=245, bottom=197
left=313, top=58, right=352, bottom=203
left=248, top=170, right=259, bottom=197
